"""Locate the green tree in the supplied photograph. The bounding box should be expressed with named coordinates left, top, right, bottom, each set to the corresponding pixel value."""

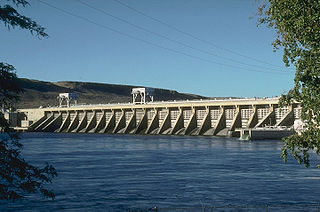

left=258, top=0, right=320, bottom=167
left=0, top=0, right=57, bottom=200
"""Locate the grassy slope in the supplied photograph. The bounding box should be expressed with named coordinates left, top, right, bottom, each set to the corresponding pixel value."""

left=16, top=78, right=206, bottom=108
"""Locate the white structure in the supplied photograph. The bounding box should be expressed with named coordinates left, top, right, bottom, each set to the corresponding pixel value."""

left=3, top=112, right=18, bottom=127
left=58, top=93, right=78, bottom=107
left=131, top=88, right=154, bottom=104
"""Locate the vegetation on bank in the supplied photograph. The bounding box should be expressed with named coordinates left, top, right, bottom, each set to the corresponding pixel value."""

left=258, top=0, right=320, bottom=167
left=0, top=0, right=57, bottom=200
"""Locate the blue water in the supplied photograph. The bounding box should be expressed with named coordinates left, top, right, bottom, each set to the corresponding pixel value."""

left=1, top=133, right=320, bottom=211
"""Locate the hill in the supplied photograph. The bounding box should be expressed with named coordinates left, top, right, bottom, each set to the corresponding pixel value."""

left=15, top=78, right=206, bottom=108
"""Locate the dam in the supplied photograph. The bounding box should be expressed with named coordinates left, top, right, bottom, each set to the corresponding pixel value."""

left=11, top=91, right=302, bottom=139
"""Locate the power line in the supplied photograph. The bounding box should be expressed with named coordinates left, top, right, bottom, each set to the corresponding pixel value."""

left=112, top=0, right=287, bottom=69
left=75, top=0, right=285, bottom=73
left=37, top=0, right=287, bottom=75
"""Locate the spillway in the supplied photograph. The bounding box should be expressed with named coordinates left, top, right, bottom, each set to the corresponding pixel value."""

left=14, top=97, right=301, bottom=139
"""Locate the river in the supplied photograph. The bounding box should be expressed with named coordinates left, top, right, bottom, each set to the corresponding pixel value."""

left=1, top=133, right=320, bottom=211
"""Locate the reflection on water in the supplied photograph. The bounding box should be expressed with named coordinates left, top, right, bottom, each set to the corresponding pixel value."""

left=1, top=133, right=319, bottom=211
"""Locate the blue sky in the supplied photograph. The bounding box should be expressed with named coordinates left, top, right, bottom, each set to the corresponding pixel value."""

left=1, top=0, right=295, bottom=97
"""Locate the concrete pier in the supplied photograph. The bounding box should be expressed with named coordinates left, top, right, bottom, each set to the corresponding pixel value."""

left=14, top=97, right=301, bottom=138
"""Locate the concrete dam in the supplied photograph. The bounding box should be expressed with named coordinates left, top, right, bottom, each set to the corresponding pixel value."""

left=15, top=95, right=301, bottom=139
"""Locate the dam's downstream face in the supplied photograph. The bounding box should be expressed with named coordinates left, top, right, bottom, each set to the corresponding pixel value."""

left=1, top=133, right=319, bottom=211
left=15, top=98, right=301, bottom=138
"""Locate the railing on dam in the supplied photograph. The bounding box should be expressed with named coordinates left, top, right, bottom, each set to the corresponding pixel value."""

left=16, top=98, right=301, bottom=138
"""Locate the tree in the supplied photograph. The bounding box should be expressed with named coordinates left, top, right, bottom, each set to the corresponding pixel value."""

left=258, top=0, right=320, bottom=167
left=0, top=0, right=57, bottom=200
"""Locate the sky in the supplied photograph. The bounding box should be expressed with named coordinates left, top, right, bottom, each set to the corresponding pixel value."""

left=1, top=0, right=295, bottom=98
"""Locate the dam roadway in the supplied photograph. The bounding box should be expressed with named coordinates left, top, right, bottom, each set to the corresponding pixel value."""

left=17, top=97, right=301, bottom=138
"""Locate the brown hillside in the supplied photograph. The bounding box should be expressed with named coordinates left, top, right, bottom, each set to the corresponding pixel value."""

left=16, top=79, right=206, bottom=108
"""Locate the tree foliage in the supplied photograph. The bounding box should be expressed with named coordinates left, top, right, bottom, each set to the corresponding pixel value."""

left=0, top=0, right=47, bottom=37
left=0, top=0, right=57, bottom=201
left=0, top=63, right=23, bottom=108
left=258, top=0, right=320, bottom=167
left=0, top=123, right=57, bottom=200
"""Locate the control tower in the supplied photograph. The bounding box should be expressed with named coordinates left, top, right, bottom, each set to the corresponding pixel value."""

left=58, top=93, right=78, bottom=107
left=131, top=88, right=154, bottom=104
